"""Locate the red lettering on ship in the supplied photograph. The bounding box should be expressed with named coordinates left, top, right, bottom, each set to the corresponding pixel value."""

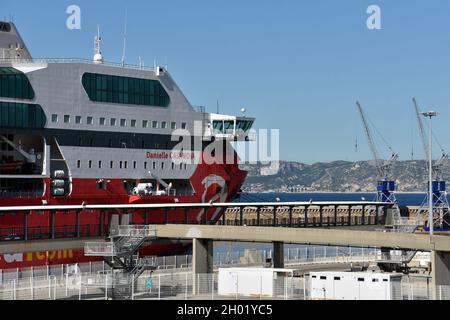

left=146, top=151, right=194, bottom=160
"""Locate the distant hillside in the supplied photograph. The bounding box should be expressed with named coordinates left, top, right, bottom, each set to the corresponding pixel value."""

left=239, top=160, right=445, bottom=193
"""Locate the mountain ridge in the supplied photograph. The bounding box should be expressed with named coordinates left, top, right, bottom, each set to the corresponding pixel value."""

left=240, top=160, right=445, bottom=193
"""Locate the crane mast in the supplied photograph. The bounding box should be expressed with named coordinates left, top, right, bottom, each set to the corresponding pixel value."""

left=356, top=102, right=398, bottom=203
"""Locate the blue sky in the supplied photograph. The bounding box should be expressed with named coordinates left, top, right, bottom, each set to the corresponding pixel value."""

left=2, top=0, right=450, bottom=164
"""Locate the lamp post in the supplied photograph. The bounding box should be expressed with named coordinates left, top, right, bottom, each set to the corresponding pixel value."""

left=422, top=111, right=439, bottom=236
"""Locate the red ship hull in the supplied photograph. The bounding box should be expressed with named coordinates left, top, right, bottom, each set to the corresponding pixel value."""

left=0, top=156, right=247, bottom=270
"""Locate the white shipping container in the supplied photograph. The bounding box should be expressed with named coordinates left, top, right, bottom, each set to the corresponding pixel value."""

left=310, top=271, right=402, bottom=300
left=218, top=267, right=294, bottom=298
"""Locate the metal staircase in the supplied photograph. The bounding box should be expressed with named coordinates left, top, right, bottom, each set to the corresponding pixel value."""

left=84, top=225, right=158, bottom=299
left=376, top=217, right=424, bottom=272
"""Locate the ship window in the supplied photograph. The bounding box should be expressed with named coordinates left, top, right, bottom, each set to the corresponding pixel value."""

left=119, top=161, right=123, bottom=169
left=87, top=117, right=93, bottom=125
left=88, top=160, right=92, bottom=169
left=224, top=120, right=234, bottom=133
left=152, top=162, right=156, bottom=170
left=52, top=114, right=58, bottom=123
left=110, top=118, right=116, bottom=126
left=133, top=161, right=137, bottom=169
left=161, top=162, right=165, bottom=170
left=99, top=117, right=106, bottom=126
left=124, top=161, right=128, bottom=169
left=0, top=67, right=35, bottom=100
left=212, top=121, right=224, bottom=133
left=181, top=122, right=187, bottom=130
left=152, top=121, right=158, bottom=128
left=82, top=73, right=170, bottom=107
left=75, top=116, right=82, bottom=124
left=0, top=102, right=47, bottom=129
left=184, top=164, right=187, bottom=170
left=161, top=121, right=167, bottom=129
left=110, top=161, right=114, bottom=169
left=120, top=119, right=126, bottom=127
left=64, top=115, right=70, bottom=123
left=180, top=163, right=183, bottom=170
left=372, top=278, right=379, bottom=282
left=142, top=120, right=148, bottom=128
left=144, top=162, right=148, bottom=169
left=98, top=161, right=102, bottom=169
left=108, top=139, right=113, bottom=147
left=357, top=278, right=365, bottom=282
left=172, top=163, right=175, bottom=170
left=131, top=119, right=136, bottom=127
left=77, top=160, right=81, bottom=168
left=89, top=138, right=94, bottom=147
left=171, top=122, right=177, bottom=129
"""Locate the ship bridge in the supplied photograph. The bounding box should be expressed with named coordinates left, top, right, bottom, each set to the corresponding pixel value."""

left=203, top=113, right=255, bottom=141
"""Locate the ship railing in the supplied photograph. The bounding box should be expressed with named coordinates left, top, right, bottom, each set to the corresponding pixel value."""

left=0, top=58, right=155, bottom=72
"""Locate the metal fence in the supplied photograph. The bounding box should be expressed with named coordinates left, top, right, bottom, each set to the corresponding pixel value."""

left=0, top=246, right=382, bottom=285
left=0, top=270, right=448, bottom=300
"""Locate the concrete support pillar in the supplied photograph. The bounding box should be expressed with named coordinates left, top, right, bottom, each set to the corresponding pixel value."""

left=432, top=250, right=450, bottom=299
left=192, top=238, right=213, bottom=294
left=273, top=242, right=284, bottom=268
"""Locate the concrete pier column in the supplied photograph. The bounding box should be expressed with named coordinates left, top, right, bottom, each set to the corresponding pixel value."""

left=192, top=238, right=213, bottom=294
left=432, top=250, right=450, bottom=299
left=273, top=242, right=284, bottom=268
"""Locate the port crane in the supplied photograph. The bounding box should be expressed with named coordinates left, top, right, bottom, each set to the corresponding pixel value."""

left=413, top=98, right=450, bottom=229
left=357, top=102, right=399, bottom=204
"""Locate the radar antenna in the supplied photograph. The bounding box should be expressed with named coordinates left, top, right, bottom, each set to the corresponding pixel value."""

left=93, top=25, right=103, bottom=64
